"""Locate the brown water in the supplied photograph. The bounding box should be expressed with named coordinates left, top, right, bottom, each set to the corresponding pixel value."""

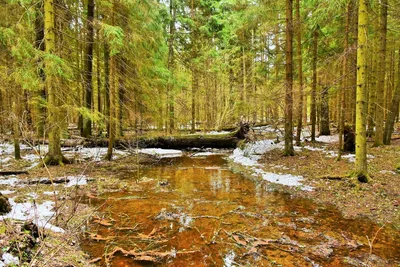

left=81, top=155, right=400, bottom=266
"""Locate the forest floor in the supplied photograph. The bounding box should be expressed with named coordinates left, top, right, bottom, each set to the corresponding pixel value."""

left=0, top=126, right=399, bottom=266
left=257, top=139, right=400, bottom=229
left=230, top=125, right=400, bottom=230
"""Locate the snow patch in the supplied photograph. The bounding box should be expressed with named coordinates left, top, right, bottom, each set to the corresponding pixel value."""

left=230, top=140, right=283, bottom=167
left=1, top=253, right=19, bottom=266
left=0, top=190, right=15, bottom=195
left=65, top=175, right=88, bottom=187
left=0, top=176, right=19, bottom=186
left=0, top=199, right=64, bottom=233
left=230, top=140, right=311, bottom=190
left=315, top=135, right=339, bottom=143
left=139, top=148, right=183, bottom=158
left=223, top=251, right=236, bottom=267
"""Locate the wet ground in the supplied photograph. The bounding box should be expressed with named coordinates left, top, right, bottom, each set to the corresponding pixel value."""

left=81, top=155, right=400, bottom=266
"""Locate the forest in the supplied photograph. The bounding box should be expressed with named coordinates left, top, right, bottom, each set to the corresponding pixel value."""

left=0, top=0, right=399, bottom=266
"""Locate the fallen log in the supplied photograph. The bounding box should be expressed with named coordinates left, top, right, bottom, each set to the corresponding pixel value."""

left=0, top=170, right=29, bottom=176
left=65, top=127, right=248, bottom=149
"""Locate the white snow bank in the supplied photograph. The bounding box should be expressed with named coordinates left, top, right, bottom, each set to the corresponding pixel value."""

left=230, top=140, right=311, bottom=190
left=0, top=199, right=64, bottom=233
left=254, top=169, right=312, bottom=190
left=1, top=253, right=19, bottom=266
left=0, top=190, right=15, bottom=195
left=0, top=176, right=19, bottom=186
left=63, top=147, right=128, bottom=162
left=230, top=140, right=283, bottom=167
left=315, top=134, right=339, bottom=143
left=65, top=175, right=88, bottom=187
left=139, top=148, right=183, bottom=158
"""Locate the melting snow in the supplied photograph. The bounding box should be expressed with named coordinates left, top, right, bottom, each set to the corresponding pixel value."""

left=65, top=175, right=88, bottom=187
left=1, top=253, right=19, bottom=266
left=0, top=199, right=64, bottom=233
left=0, top=190, right=15, bottom=195
left=139, top=148, right=183, bottom=158
left=0, top=176, right=19, bottom=186
left=223, top=251, right=236, bottom=267
left=230, top=140, right=312, bottom=190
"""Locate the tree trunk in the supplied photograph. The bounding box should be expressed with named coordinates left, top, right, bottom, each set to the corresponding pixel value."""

left=320, top=86, right=330, bottom=135
left=190, top=0, right=197, bottom=133
left=355, top=0, right=369, bottom=181
left=44, top=0, right=65, bottom=165
left=373, top=0, right=388, bottom=146
left=12, top=99, right=21, bottom=160
left=34, top=1, right=46, bottom=138
left=311, top=28, right=319, bottom=142
left=104, top=43, right=110, bottom=136
left=383, top=48, right=400, bottom=145
left=168, top=0, right=176, bottom=134
left=82, top=0, right=95, bottom=138
left=338, top=4, right=350, bottom=161
left=284, top=0, right=294, bottom=156
left=106, top=55, right=116, bottom=161
left=295, top=0, right=303, bottom=145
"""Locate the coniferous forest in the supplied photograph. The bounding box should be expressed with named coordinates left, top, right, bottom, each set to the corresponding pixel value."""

left=0, top=0, right=399, bottom=266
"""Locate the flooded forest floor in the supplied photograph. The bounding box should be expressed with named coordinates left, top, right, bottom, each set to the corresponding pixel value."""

left=0, top=125, right=399, bottom=266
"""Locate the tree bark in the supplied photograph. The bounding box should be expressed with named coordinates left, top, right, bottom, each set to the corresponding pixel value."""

left=383, top=48, right=400, bottom=144
left=284, top=0, right=294, bottom=156
left=44, top=0, right=65, bottom=165
left=82, top=0, right=95, bottom=138
left=373, top=0, right=388, bottom=146
left=355, top=0, right=369, bottom=181
left=311, top=28, right=319, bottom=141
left=295, top=0, right=303, bottom=145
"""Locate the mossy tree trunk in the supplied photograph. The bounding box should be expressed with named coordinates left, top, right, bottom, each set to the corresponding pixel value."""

left=284, top=0, right=294, bottom=156
left=338, top=4, right=350, bottom=161
left=82, top=0, right=94, bottom=138
left=311, top=27, right=319, bottom=142
left=168, top=0, right=176, bottom=134
left=373, top=0, right=388, bottom=147
left=355, top=0, right=369, bottom=181
left=383, top=48, right=400, bottom=145
left=295, top=0, right=303, bottom=145
left=44, top=0, right=65, bottom=165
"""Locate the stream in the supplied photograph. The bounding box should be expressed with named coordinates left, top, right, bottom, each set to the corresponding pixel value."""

left=81, top=154, right=400, bottom=266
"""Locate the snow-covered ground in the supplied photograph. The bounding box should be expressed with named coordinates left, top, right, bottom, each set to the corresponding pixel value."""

left=229, top=140, right=312, bottom=190
left=0, top=142, right=129, bottom=169
left=139, top=148, right=183, bottom=158
left=0, top=199, right=64, bottom=233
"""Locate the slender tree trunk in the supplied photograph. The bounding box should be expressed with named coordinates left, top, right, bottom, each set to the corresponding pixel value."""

left=338, top=4, right=350, bottom=161
left=82, top=0, right=94, bottom=137
left=104, top=43, right=110, bottom=136
left=12, top=92, right=21, bottom=160
left=311, top=28, right=319, bottom=141
left=43, top=0, right=65, bottom=165
left=384, top=48, right=400, bottom=144
left=106, top=55, right=116, bottom=161
left=295, top=0, right=303, bottom=145
left=190, top=0, right=197, bottom=133
left=118, top=59, right=125, bottom=137
left=35, top=1, right=46, bottom=138
left=355, top=0, right=369, bottom=181
left=284, top=0, right=294, bottom=156
left=168, top=0, right=176, bottom=134
left=320, top=86, right=330, bottom=135
left=373, top=0, right=388, bottom=146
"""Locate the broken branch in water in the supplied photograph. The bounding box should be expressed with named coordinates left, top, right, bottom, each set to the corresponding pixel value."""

left=105, top=247, right=199, bottom=263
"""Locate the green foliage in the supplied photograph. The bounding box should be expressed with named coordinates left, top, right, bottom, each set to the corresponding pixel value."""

left=101, top=24, right=125, bottom=56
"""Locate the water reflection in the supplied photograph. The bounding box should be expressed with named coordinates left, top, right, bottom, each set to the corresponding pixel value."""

left=81, top=155, right=400, bottom=266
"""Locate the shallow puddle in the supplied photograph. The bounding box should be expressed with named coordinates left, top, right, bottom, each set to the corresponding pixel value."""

left=81, top=155, right=400, bottom=266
